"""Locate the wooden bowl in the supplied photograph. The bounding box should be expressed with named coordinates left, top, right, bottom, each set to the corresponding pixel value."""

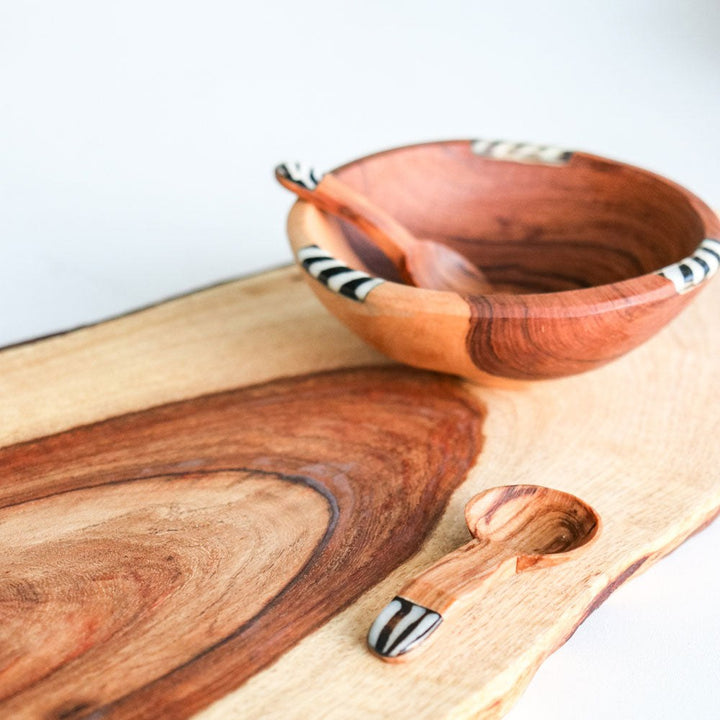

left=285, top=139, right=720, bottom=383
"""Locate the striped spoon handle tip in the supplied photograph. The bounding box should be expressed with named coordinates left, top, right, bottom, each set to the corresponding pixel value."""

left=366, top=596, right=442, bottom=661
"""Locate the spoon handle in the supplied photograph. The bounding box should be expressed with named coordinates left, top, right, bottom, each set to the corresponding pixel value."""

left=367, top=539, right=516, bottom=660
left=275, top=163, right=412, bottom=273
left=399, top=539, right=517, bottom=615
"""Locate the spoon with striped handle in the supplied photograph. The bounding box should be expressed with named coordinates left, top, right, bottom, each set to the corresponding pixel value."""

left=275, top=162, right=493, bottom=295
left=367, top=484, right=600, bottom=661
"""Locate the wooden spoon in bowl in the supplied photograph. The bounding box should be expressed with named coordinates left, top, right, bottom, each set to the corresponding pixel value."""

left=275, top=162, right=493, bottom=295
left=367, top=484, right=600, bottom=661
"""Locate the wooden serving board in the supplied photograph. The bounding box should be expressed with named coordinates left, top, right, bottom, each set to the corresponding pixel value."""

left=2, top=264, right=719, bottom=720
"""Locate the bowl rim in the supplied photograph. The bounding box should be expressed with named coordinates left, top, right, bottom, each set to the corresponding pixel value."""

left=287, top=138, right=720, bottom=313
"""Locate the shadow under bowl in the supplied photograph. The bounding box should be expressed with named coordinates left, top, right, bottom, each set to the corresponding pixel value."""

left=285, top=139, right=720, bottom=382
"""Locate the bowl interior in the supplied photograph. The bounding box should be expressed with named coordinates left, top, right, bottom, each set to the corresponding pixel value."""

left=332, top=141, right=707, bottom=293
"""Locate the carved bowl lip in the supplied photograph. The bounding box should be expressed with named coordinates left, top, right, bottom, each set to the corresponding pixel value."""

left=286, top=138, right=720, bottom=311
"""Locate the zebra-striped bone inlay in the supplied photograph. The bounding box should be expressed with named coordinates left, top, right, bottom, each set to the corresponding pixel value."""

left=471, top=138, right=572, bottom=165
left=276, top=161, right=324, bottom=191
left=367, top=596, right=442, bottom=659
left=297, top=245, right=385, bottom=302
left=657, top=238, right=720, bottom=294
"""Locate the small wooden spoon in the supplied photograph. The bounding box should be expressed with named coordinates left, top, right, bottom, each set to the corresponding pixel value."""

left=275, top=162, right=494, bottom=295
left=367, top=484, right=600, bottom=661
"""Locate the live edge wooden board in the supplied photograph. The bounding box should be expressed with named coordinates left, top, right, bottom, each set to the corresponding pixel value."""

left=1, top=263, right=719, bottom=720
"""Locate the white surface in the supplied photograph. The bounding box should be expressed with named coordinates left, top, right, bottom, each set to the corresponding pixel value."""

left=1, top=1, right=719, bottom=718
left=511, top=521, right=720, bottom=720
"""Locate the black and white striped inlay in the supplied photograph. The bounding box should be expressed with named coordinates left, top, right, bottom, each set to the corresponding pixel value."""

left=657, top=238, right=720, bottom=294
left=297, top=245, right=385, bottom=302
left=276, top=161, right=324, bottom=191
left=471, top=138, right=572, bottom=165
left=367, top=596, right=442, bottom=659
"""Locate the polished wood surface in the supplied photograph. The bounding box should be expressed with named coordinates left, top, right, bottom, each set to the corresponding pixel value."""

left=2, top=263, right=719, bottom=719
left=285, top=140, right=720, bottom=380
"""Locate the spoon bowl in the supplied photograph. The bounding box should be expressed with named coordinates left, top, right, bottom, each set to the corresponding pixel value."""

left=467, top=484, right=600, bottom=563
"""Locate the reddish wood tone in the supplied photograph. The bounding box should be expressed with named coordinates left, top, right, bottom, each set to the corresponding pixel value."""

left=0, top=367, right=485, bottom=719
left=285, top=140, right=720, bottom=381
left=334, top=142, right=713, bottom=290
left=462, top=278, right=699, bottom=379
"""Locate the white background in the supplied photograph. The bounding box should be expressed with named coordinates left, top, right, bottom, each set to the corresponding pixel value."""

left=2, top=1, right=719, bottom=717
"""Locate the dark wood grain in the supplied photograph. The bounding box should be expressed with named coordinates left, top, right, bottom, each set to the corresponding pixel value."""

left=0, top=367, right=485, bottom=720
left=462, top=278, right=699, bottom=379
